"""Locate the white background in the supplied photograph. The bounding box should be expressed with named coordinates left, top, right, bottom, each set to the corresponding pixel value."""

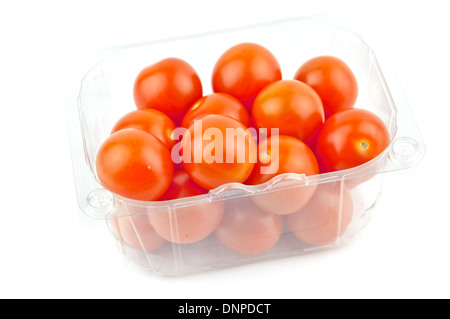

left=0, top=0, right=448, bottom=299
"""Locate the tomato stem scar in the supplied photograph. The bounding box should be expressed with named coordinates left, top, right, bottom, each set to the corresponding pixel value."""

left=360, top=141, right=369, bottom=150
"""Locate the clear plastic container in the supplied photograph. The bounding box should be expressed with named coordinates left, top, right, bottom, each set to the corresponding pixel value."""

left=67, top=17, right=425, bottom=275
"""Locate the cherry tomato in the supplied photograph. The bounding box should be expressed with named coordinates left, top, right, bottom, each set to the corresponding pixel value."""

left=285, top=183, right=353, bottom=246
left=316, top=108, right=390, bottom=173
left=181, top=114, right=257, bottom=190
left=212, top=43, right=282, bottom=111
left=252, top=80, right=324, bottom=142
left=215, top=199, right=283, bottom=255
left=149, top=202, right=224, bottom=245
left=110, top=109, right=177, bottom=149
left=150, top=171, right=224, bottom=244
left=107, top=213, right=166, bottom=252
left=246, top=135, right=320, bottom=215
left=246, top=135, right=319, bottom=185
left=181, top=93, right=251, bottom=129
left=294, top=56, right=358, bottom=119
left=133, top=57, right=203, bottom=125
left=96, top=128, right=174, bottom=201
left=159, top=169, right=208, bottom=200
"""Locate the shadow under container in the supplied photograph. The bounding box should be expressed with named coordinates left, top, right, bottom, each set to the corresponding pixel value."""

left=68, top=17, right=425, bottom=275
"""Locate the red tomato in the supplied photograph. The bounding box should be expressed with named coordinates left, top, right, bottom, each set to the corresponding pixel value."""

left=246, top=135, right=320, bottom=215
left=133, top=58, right=203, bottom=125
left=285, top=183, right=353, bottom=246
left=96, top=129, right=174, bottom=201
left=247, top=135, right=319, bottom=185
left=181, top=114, right=257, bottom=190
left=181, top=93, right=251, bottom=129
left=150, top=172, right=224, bottom=244
left=110, top=109, right=177, bottom=149
left=212, top=43, right=282, bottom=111
left=215, top=199, right=283, bottom=255
left=159, top=169, right=208, bottom=200
left=107, top=213, right=166, bottom=252
left=294, top=56, right=358, bottom=119
left=252, top=80, right=324, bottom=142
left=316, top=108, right=390, bottom=173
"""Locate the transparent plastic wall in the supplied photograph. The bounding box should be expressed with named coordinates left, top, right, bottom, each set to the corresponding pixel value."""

left=68, top=17, right=425, bottom=275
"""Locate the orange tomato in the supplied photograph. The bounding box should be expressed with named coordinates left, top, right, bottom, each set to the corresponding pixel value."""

left=294, top=56, right=358, bottom=119
left=149, top=203, right=224, bottom=245
left=316, top=108, right=390, bottom=173
left=181, top=93, right=251, bottom=129
left=133, top=58, right=203, bottom=125
left=252, top=80, right=324, bottom=142
left=246, top=135, right=320, bottom=215
left=159, top=169, right=208, bottom=200
left=111, top=109, right=177, bottom=149
left=149, top=170, right=223, bottom=244
left=247, top=135, right=319, bottom=185
left=212, top=43, right=282, bottom=110
left=96, top=129, right=174, bottom=201
left=181, top=114, right=257, bottom=190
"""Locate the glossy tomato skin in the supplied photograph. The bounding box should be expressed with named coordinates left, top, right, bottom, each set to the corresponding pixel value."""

left=181, top=114, right=257, bottom=190
left=212, top=43, right=282, bottom=110
left=133, top=58, right=203, bottom=125
left=215, top=199, right=283, bottom=255
left=316, top=108, right=390, bottom=173
left=246, top=136, right=319, bottom=185
left=285, top=183, right=353, bottom=246
left=246, top=135, right=320, bottom=215
left=181, top=93, right=251, bottom=129
left=294, top=56, right=358, bottom=119
left=252, top=80, right=324, bottom=142
left=111, top=109, right=177, bottom=149
left=96, top=128, right=174, bottom=201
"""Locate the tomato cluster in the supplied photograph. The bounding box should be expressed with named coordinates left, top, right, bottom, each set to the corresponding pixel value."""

left=96, top=42, right=390, bottom=253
